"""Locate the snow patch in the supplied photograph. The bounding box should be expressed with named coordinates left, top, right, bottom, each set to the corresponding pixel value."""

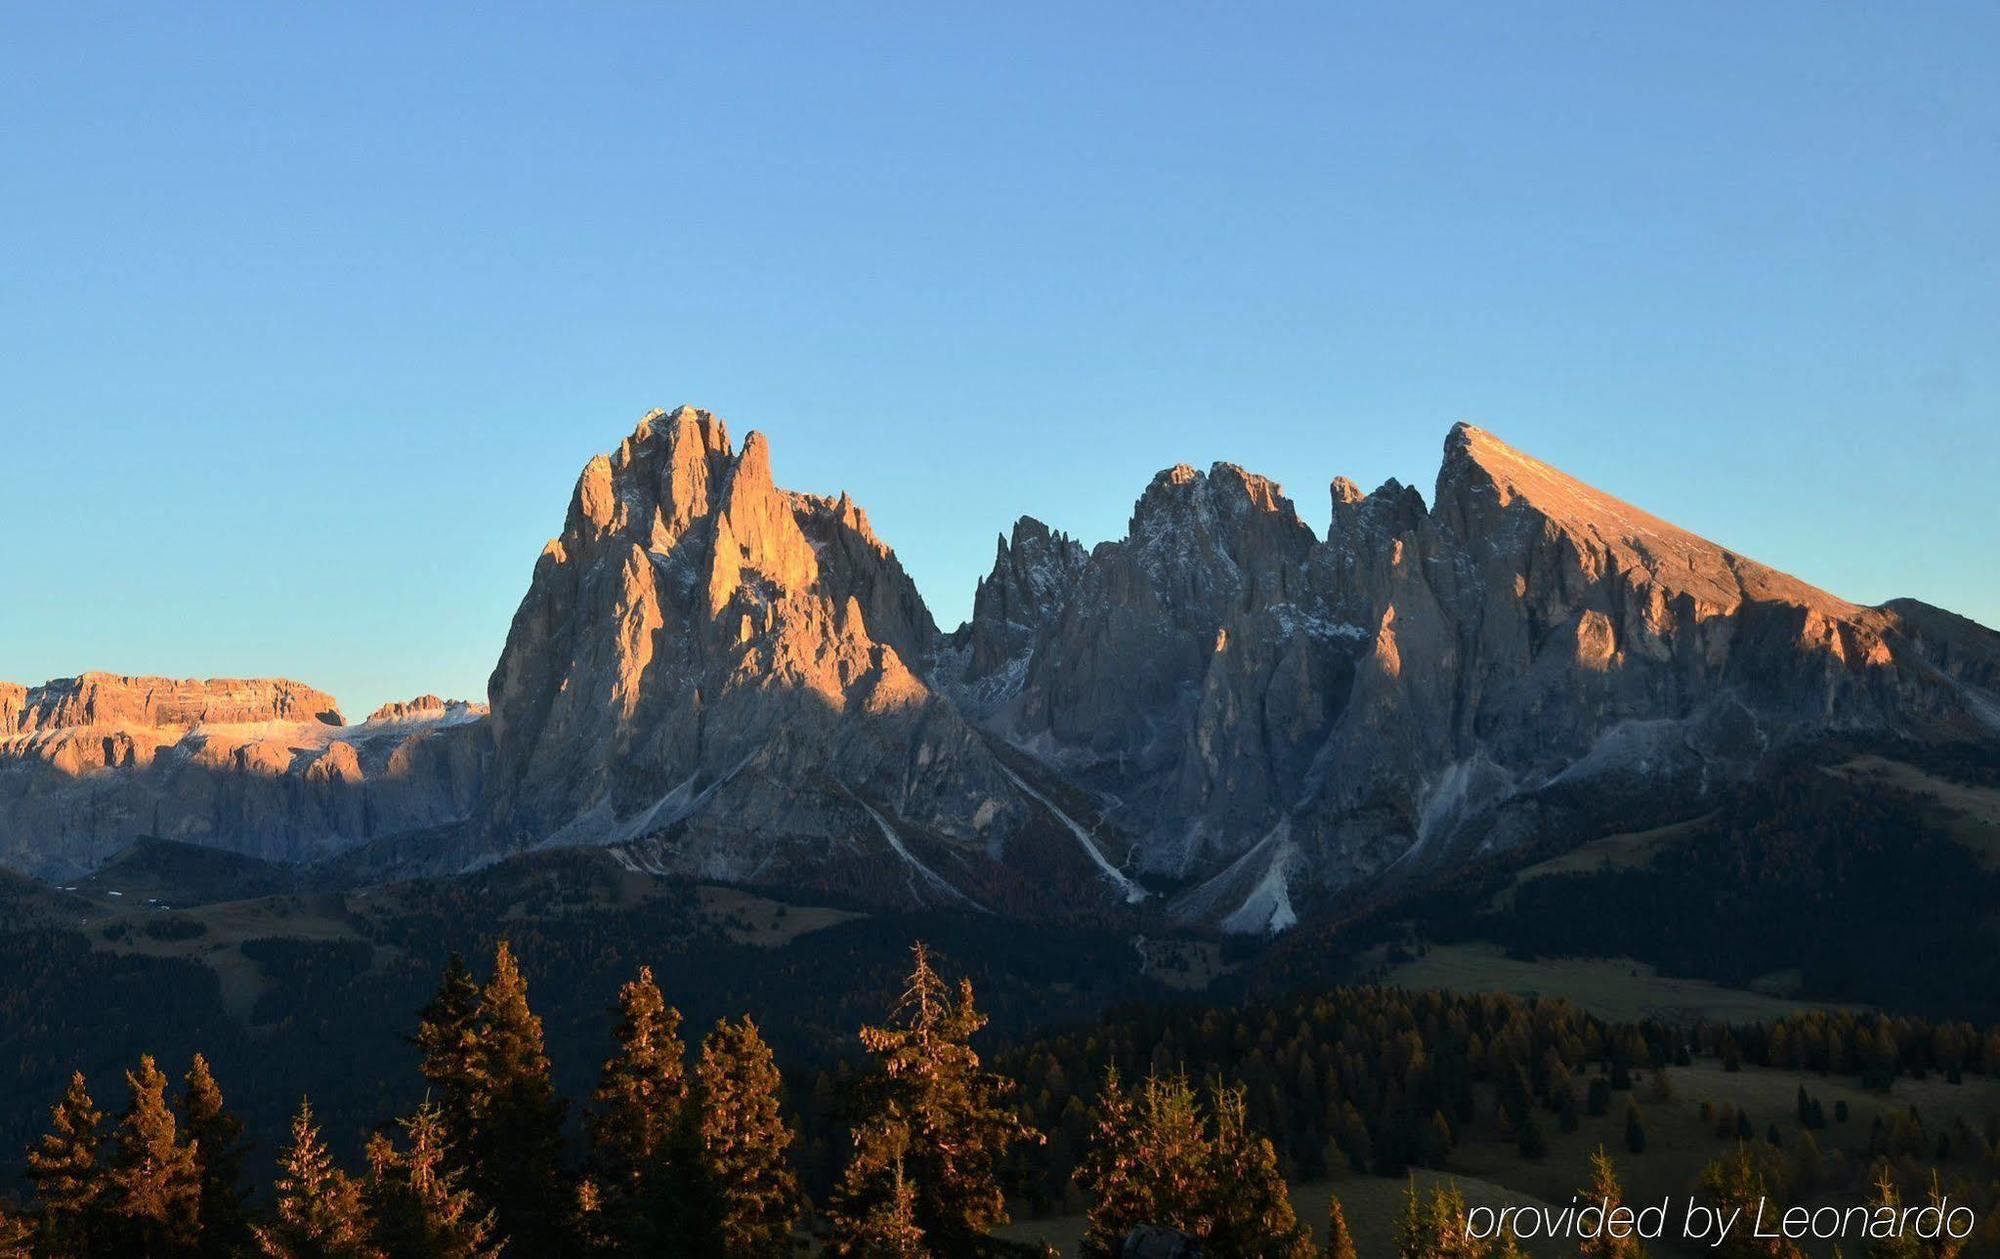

left=996, top=763, right=1148, bottom=903
left=854, top=796, right=986, bottom=912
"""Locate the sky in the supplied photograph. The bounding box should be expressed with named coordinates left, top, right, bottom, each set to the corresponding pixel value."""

left=2, top=3, right=1995, bottom=718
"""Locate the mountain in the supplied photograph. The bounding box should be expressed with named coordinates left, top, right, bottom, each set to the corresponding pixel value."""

left=472, top=406, right=1144, bottom=913
left=4, top=409, right=1996, bottom=927
left=968, top=421, right=2000, bottom=929
left=0, top=674, right=488, bottom=877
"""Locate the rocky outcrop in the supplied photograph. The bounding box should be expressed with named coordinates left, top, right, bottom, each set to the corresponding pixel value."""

left=968, top=422, right=2000, bottom=930
left=0, top=678, right=488, bottom=877
left=366, top=695, right=488, bottom=724
left=1, top=674, right=343, bottom=735
left=957, top=517, right=1088, bottom=693
left=7, top=409, right=1995, bottom=928
left=479, top=407, right=1140, bottom=911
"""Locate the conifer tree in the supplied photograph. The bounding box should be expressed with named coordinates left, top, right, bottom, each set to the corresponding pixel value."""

left=1206, top=1081, right=1315, bottom=1258
left=1623, top=1099, right=1646, bottom=1154
left=255, top=1098, right=375, bottom=1259
left=1074, top=1070, right=1312, bottom=1258
left=1394, top=1178, right=1433, bottom=1259
left=1862, top=1166, right=1921, bottom=1259
left=829, top=943, right=1038, bottom=1253
left=1698, top=1146, right=1800, bottom=1259
left=107, top=1053, right=203, bottom=1255
left=1421, top=1181, right=1484, bottom=1259
left=0, top=1201, right=32, bottom=1259
left=832, top=1123, right=927, bottom=1258
left=1075, top=1070, right=1202, bottom=1256
left=1579, top=1146, right=1645, bottom=1259
left=585, top=965, right=689, bottom=1249
left=466, top=941, right=570, bottom=1254
left=415, top=953, right=483, bottom=1159
left=26, top=1071, right=106, bottom=1257
left=1516, top=1111, right=1548, bottom=1160
left=364, top=1102, right=500, bottom=1259
left=1326, top=1189, right=1358, bottom=1259
left=692, top=1016, right=801, bottom=1257
left=183, top=1053, right=252, bottom=1255
left=1394, top=1180, right=1498, bottom=1259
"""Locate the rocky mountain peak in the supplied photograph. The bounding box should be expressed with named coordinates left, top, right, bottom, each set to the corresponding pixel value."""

left=1434, top=421, right=1855, bottom=617
left=365, top=695, right=488, bottom=724
left=478, top=407, right=1127, bottom=913
left=1, top=674, right=345, bottom=735
left=961, top=515, right=1089, bottom=683
left=10, top=409, right=1995, bottom=930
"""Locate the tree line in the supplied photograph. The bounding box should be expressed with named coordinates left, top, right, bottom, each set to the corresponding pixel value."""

left=0, top=941, right=1335, bottom=1257
left=10, top=940, right=2000, bottom=1257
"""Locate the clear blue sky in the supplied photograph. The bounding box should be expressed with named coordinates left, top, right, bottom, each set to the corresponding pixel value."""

left=3, top=4, right=1995, bottom=717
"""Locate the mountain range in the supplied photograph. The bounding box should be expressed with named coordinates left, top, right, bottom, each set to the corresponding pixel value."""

left=6, top=407, right=1997, bottom=932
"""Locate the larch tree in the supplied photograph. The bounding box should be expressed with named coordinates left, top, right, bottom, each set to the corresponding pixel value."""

left=1579, top=1146, right=1646, bottom=1259
left=1074, top=1070, right=1312, bottom=1258
left=255, top=1098, right=375, bottom=1259
left=466, top=941, right=570, bottom=1254
left=1863, top=1166, right=1922, bottom=1259
left=692, top=1016, right=802, bottom=1258
left=25, top=1071, right=106, bottom=1257
left=1204, top=1082, right=1315, bottom=1258
left=1325, top=1189, right=1358, bottom=1259
left=839, top=1124, right=927, bottom=1259
left=1073, top=1069, right=1149, bottom=1256
left=1394, top=1180, right=1494, bottom=1259
left=1698, top=1146, right=1801, bottom=1259
left=829, top=943, right=1039, bottom=1254
left=182, top=1053, right=252, bottom=1256
left=364, top=1102, right=500, bottom=1259
left=107, top=1054, right=203, bottom=1255
left=0, top=1200, right=33, bottom=1259
left=585, top=965, right=690, bottom=1250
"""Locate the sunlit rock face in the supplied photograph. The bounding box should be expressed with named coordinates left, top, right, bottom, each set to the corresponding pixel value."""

left=5, top=409, right=1996, bottom=928
left=0, top=677, right=488, bottom=876
left=478, top=407, right=1120, bottom=910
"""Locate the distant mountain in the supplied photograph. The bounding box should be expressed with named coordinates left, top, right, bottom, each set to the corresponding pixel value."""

left=5, top=409, right=1996, bottom=926
left=0, top=675, right=487, bottom=876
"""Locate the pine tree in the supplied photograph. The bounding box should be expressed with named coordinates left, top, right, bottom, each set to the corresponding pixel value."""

left=1075, top=1070, right=1204, bottom=1255
left=1394, top=1179, right=1433, bottom=1259
left=25, top=1071, right=106, bottom=1257
left=829, top=943, right=1039, bottom=1253
left=1698, top=1146, right=1800, bottom=1259
left=0, top=1201, right=33, bottom=1259
left=107, top=1053, right=203, bottom=1255
left=834, top=1124, right=928, bottom=1258
left=465, top=941, right=570, bottom=1254
left=1422, top=1181, right=1485, bottom=1259
left=1578, top=1146, right=1646, bottom=1259
left=1515, top=1112, right=1547, bottom=1160
left=1863, top=1166, right=1921, bottom=1259
left=585, top=965, right=690, bottom=1249
left=255, top=1098, right=376, bottom=1259
left=1206, top=1081, right=1315, bottom=1258
left=1073, top=1070, right=1312, bottom=1258
left=1392, top=1180, right=1501, bottom=1259
left=414, top=953, right=483, bottom=1160
left=364, top=1102, right=500, bottom=1259
left=1623, top=1099, right=1646, bottom=1154
left=1325, top=1189, right=1358, bottom=1259
left=182, top=1053, right=252, bottom=1255
left=691, top=1016, right=801, bottom=1257
left=1916, top=1171, right=1964, bottom=1259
